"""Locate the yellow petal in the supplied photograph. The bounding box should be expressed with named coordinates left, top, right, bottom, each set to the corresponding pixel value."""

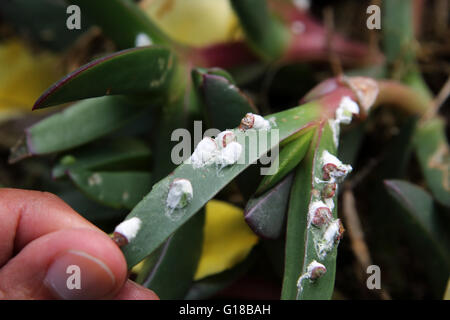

left=0, top=38, right=62, bottom=121
left=444, top=278, right=450, bottom=300
left=141, top=0, right=242, bottom=47
left=194, top=199, right=259, bottom=280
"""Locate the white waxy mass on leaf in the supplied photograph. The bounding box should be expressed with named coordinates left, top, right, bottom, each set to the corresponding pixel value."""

left=216, top=141, right=242, bottom=167
left=166, top=178, right=193, bottom=209
left=188, top=132, right=242, bottom=169
left=114, top=217, right=142, bottom=242
left=317, top=219, right=341, bottom=258
left=190, top=137, right=218, bottom=168
left=329, top=96, right=360, bottom=146
left=135, top=33, right=153, bottom=47
left=297, top=260, right=327, bottom=291
left=321, top=150, right=352, bottom=182
left=240, top=113, right=271, bottom=131
left=215, top=130, right=236, bottom=148
left=336, top=96, right=360, bottom=124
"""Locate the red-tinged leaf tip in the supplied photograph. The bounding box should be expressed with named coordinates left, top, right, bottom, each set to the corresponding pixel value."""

left=32, top=47, right=145, bottom=110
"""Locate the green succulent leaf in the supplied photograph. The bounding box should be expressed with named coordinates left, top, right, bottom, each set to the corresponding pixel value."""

left=245, top=174, right=293, bottom=239
left=230, top=0, right=289, bottom=60
left=120, top=102, right=321, bottom=267
left=384, top=179, right=450, bottom=261
left=9, top=96, right=146, bottom=162
left=282, top=122, right=340, bottom=300
left=70, top=0, right=171, bottom=49
left=413, top=118, right=450, bottom=207
left=52, top=139, right=151, bottom=179
left=256, top=128, right=314, bottom=195
left=68, top=169, right=152, bottom=210
left=33, top=46, right=176, bottom=109
left=382, top=0, right=415, bottom=66
left=193, top=69, right=256, bottom=131
left=138, top=210, right=205, bottom=300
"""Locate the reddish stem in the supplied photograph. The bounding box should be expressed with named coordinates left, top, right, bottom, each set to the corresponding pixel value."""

left=269, top=1, right=384, bottom=66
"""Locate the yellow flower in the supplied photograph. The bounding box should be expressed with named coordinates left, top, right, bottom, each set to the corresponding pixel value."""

left=0, top=38, right=62, bottom=122
left=194, top=199, right=259, bottom=280
left=141, top=0, right=242, bottom=47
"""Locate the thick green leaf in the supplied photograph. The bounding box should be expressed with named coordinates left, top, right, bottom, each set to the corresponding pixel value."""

left=245, top=174, right=293, bottom=239
left=384, top=180, right=450, bottom=296
left=193, top=68, right=259, bottom=199
left=282, top=122, right=340, bottom=300
left=256, top=129, right=314, bottom=195
left=413, top=118, right=450, bottom=207
left=384, top=180, right=450, bottom=259
left=139, top=210, right=205, bottom=299
left=52, top=139, right=151, bottom=179
left=9, top=96, right=146, bottom=162
left=70, top=0, right=171, bottom=49
left=68, top=170, right=152, bottom=210
left=120, top=102, right=321, bottom=267
left=382, top=0, right=415, bottom=66
left=193, top=69, right=257, bottom=131
left=33, top=46, right=176, bottom=109
left=230, top=0, right=289, bottom=60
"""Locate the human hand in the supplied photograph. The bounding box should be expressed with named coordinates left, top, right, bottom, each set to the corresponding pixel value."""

left=0, top=188, right=159, bottom=300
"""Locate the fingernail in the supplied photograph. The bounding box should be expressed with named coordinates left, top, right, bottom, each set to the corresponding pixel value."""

left=44, top=250, right=116, bottom=300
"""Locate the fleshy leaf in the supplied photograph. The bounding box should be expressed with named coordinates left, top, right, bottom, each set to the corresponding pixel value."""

left=282, top=122, right=341, bottom=300
left=138, top=210, right=205, bottom=299
left=9, top=96, right=146, bottom=162
left=193, top=69, right=256, bottom=130
left=119, top=101, right=321, bottom=267
left=256, top=129, right=314, bottom=195
left=384, top=180, right=450, bottom=262
left=33, top=46, right=176, bottom=109
left=245, top=174, right=293, bottom=239
left=230, top=0, right=289, bottom=60
left=413, top=118, right=450, bottom=207
left=52, top=139, right=151, bottom=179
left=68, top=170, right=152, bottom=210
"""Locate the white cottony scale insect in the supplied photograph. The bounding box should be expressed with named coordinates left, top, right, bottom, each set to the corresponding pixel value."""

left=317, top=219, right=342, bottom=258
left=135, top=33, right=152, bottom=47
left=215, top=130, right=236, bottom=148
left=190, top=137, right=218, bottom=168
left=239, top=113, right=271, bottom=131
left=166, top=178, right=193, bottom=209
left=297, top=260, right=327, bottom=290
left=308, top=200, right=332, bottom=227
left=321, top=150, right=352, bottom=182
left=216, top=141, right=242, bottom=167
left=113, top=217, right=142, bottom=246
left=336, top=96, right=360, bottom=125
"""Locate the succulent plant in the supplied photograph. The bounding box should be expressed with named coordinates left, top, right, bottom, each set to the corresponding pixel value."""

left=6, top=0, right=449, bottom=300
